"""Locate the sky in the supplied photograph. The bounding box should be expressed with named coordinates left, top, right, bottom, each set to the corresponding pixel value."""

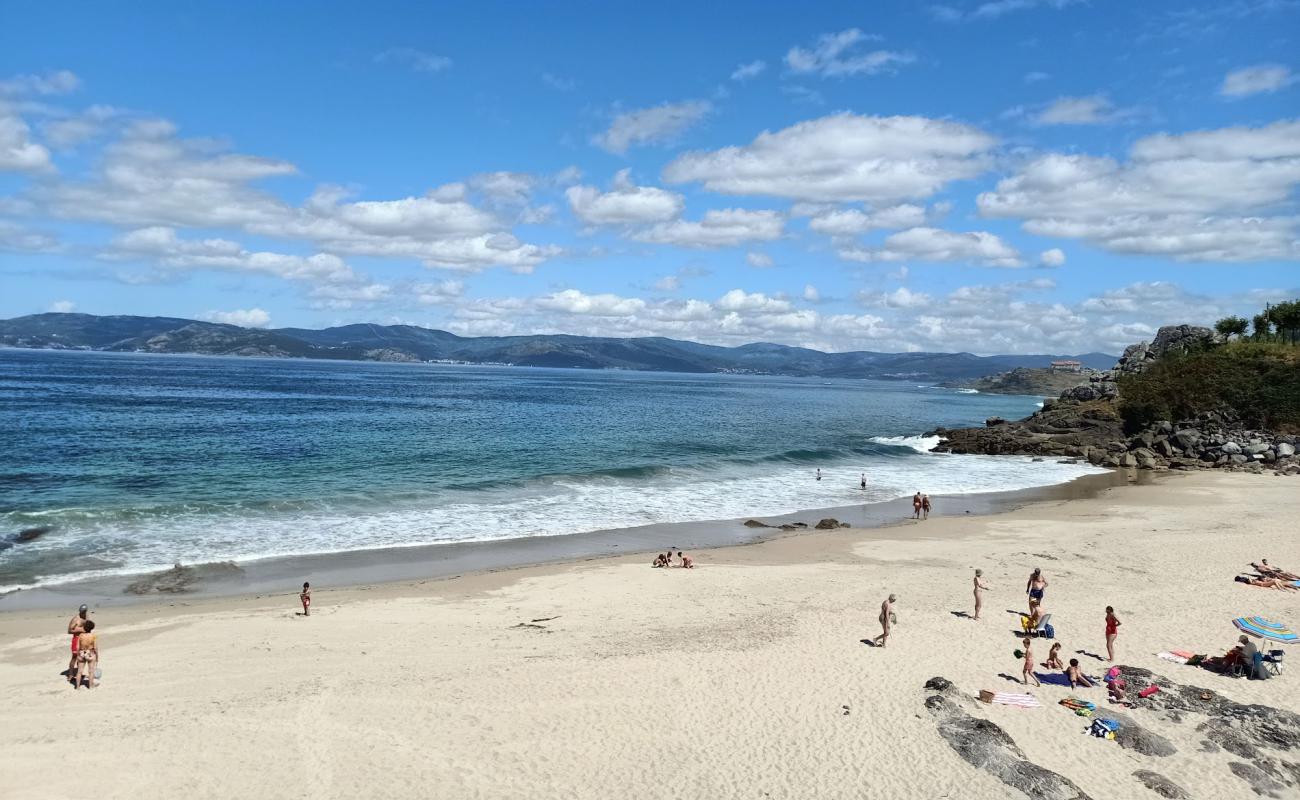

left=1, top=0, right=1297, bottom=355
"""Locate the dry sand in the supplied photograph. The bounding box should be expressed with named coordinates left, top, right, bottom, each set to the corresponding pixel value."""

left=1, top=471, right=1297, bottom=799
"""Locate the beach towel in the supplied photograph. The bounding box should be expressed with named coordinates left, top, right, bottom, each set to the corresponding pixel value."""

left=1089, top=718, right=1120, bottom=739
left=1157, top=651, right=1191, bottom=665
left=991, top=692, right=1042, bottom=708
left=1036, top=671, right=1098, bottom=688
left=1060, top=697, right=1097, bottom=712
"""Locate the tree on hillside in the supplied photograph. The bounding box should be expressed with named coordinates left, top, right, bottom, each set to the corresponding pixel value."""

left=1252, top=313, right=1272, bottom=341
left=1266, top=300, right=1300, bottom=345
left=1215, top=315, right=1249, bottom=340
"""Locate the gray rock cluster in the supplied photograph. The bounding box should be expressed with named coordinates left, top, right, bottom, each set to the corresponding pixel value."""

left=1101, top=413, right=1300, bottom=475
left=1111, top=325, right=1218, bottom=377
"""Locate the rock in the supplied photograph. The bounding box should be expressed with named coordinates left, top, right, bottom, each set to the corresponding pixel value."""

left=814, top=518, right=843, bottom=530
left=1106, top=710, right=1177, bottom=757
left=14, top=527, right=50, bottom=543
left=1138, top=454, right=1159, bottom=470
left=1279, top=443, right=1296, bottom=458
left=924, top=689, right=1093, bottom=800
left=1132, top=770, right=1189, bottom=799
left=1231, top=454, right=1249, bottom=465
left=1222, top=441, right=1243, bottom=455
left=1228, top=762, right=1287, bottom=797
left=743, top=519, right=770, bottom=528
left=985, top=416, right=1007, bottom=427
left=1156, top=420, right=1173, bottom=435
left=1154, top=439, right=1176, bottom=457
left=1245, top=442, right=1272, bottom=456
left=923, top=676, right=954, bottom=693
left=1172, top=429, right=1202, bottom=451
left=1120, top=453, right=1138, bottom=468
left=124, top=561, right=245, bottom=595
left=1150, top=324, right=1215, bottom=360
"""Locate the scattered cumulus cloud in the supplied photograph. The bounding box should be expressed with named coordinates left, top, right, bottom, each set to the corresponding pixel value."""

left=202, top=307, right=271, bottom=328
left=663, top=112, right=996, bottom=203
left=48, top=299, right=76, bottom=313
left=785, top=29, right=913, bottom=77
left=1032, top=94, right=1138, bottom=125
left=593, top=100, right=711, bottom=155
left=746, top=251, right=774, bottom=268
left=838, top=226, right=1024, bottom=267
left=0, top=69, right=81, bottom=96
left=931, top=0, right=1081, bottom=23
left=1039, top=247, right=1066, bottom=267
left=0, top=108, right=53, bottom=172
left=730, top=60, right=766, bottom=81
left=374, top=48, right=452, bottom=74
left=632, top=209, right=785, bottom=248
left=565, top=169, right=684, bottom=225
left=1220, top=64, right=1296, bottom=97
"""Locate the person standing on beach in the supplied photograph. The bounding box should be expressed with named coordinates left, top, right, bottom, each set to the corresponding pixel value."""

left=912, top=493, right=922, bottom=519
left=1105, top=606, right=1121, bottom=662
left=973, top=569, right=989, bottom=620
left=1021, top=637, right=1040, bottom=686
left=874, top=594, right=897, bottom=647
left=860, top=474, right=866, bottom=491
left=1026, top=569, right=1047, bottom=606
left=66, top=604, right=88, bottom=682
left=300, top=582, right=311, bottom=616
left=816, top=469, right=822, bottom=481
left=74, top=619, right=99, bottom=689
left=921, top=495, right=931, bottom=520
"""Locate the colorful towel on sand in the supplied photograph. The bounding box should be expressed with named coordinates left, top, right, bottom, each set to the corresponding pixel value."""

left=1060, top=697, right=1097, bottom=712
left=1157, top=651, right=1192, bottom=665
left=991, top=692, right=1041, bottom=708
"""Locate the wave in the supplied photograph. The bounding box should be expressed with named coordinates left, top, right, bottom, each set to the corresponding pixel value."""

left=868, top=434, right=945, bottom=454
left=954, top=388, right=980, bottom=394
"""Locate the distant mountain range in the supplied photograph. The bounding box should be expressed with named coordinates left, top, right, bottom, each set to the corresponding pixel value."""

left=0, top=313, right=1117, bottom=382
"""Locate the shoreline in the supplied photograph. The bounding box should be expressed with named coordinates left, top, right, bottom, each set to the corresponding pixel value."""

left=1, top=466, right=1135, bottom=613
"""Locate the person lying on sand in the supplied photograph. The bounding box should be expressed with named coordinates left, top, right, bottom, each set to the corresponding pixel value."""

left=1043, top=642, right=1063, bottom=670
left=1237, top=574, right=1298, bottom=591
left=1021, top=638, right=1041, bottom=687
left=1065, top=658, right=1093, bottom=688
left=1253, top=560, right=1299, bottom=581
left=677, top=551, right=694, bottom=568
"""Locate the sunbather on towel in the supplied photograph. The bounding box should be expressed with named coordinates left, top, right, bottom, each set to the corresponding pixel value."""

left=1065, top=659, right=1094, bottom=688
left=1238, top=574, right=1298, bottom=591
left=1253, top=560, right=1300, bottom=581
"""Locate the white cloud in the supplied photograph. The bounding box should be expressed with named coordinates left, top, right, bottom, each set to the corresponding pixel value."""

left=978, top=119, right=1300, bottom=261
left=469, top=172, right=535, bottom=205
left=715, top=289, right=793, bottom=313
left=839, top=227, right=1024, bottom=267
left=1033, top=94, right=1135, bottom=125
left=593, top=100, right=711, bottom=155
left=41, top=105, right=121, bottom=149
left=1220, top=64, right=1297, bottom=97
left=565, top=169, right=684, bottom=225
left=933, top=0, right=1081, bottom=22
left=785, top=29, right=913, bottom=78
left=0, top=107, right=53, bottom=172
left=541, top=73, right=576, bottom=92
left=108, top=226, right=364, bottom=282
left=1039, top=248, right=1066, bottom=267
left=802, top=284, right=821, bottom=302
left=411, top=279, right=465, bottom=305
left=633, top=209, right=784, bottom=248
left=663, top=112, right=995, bottom=203
left=0, top=219, right=59, bottom=252
left=746, top=251, right=774, bottom=268
left=731, top=60, right=767, bottom=81
left=48, top=299, right=75, bottom=313
left=0, top=70, right=81, bottom=96
left=807, top=204, right=930, bottom=236
left=202, top=308, right=271, bottom=328
left=535, top=289, right=647, bottom=316
left=858, top=286, right=933, bottom=309
left=374, top=48, right=452, bottom=73
left=654, top=275, right=681, bottom=291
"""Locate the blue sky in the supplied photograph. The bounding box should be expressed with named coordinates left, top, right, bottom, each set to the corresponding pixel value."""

left=1, top=0, right=1297, bottom=354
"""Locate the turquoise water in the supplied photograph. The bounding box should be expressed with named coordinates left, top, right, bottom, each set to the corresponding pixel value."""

left=0, top=349, right=1098, bottom=590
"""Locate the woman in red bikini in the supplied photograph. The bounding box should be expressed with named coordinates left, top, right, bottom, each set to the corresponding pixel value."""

left=1105, top=606, right=1121, bottom=662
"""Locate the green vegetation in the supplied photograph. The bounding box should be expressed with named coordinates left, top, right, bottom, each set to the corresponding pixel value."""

left=1118, top=341, right=1300, bottom=433
left=1220, top=299, right=1300, bottom=345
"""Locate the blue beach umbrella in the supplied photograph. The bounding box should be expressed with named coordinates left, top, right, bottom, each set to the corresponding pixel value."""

left=1233, top=616, right=1297, bottom=644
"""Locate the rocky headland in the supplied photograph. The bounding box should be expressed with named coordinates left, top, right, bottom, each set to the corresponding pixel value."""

left=941, top=366, right=1100, bottom=397
left=931, top=325, right=1300, bottom=476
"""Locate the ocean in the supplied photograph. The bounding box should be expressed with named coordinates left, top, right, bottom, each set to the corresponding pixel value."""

left=0, top=348, right=1103, bottom=592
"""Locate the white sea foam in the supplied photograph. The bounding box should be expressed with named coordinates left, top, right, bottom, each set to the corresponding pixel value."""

left=3, top=449, right=1107, bottom=592
left=955, top=388, right=979, bottom=394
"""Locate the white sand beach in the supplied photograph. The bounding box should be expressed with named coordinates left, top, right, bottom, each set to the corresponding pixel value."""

left=2, top=471, right=1297, bottom=799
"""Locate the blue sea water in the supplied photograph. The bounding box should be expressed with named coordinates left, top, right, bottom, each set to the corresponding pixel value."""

left=0, top=349, right=1102, bottom=590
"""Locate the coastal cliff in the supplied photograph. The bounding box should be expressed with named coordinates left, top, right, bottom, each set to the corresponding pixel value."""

left=932, top=324, right=1300, bottom=476
left=940, top=366, right=1098, bottom=396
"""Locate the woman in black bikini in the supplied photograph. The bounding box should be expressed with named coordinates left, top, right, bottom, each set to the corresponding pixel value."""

left=1026, top=568, right=1047, bottom=606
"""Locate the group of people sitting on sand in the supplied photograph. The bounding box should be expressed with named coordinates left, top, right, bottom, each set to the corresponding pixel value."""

left=1235, top=559, right=1299, bottom=591
left=652, top=550, right=693, bottom=569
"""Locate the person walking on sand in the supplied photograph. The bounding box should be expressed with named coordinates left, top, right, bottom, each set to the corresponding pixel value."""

left=66, top=604, right=88, bottom=683
left=912, top=493, right=922, bottom=519
left=921, top=494, right=931, bottom=520
left=1021, top=637, right=1040, bottom=687
left=816, top=469, right=822, bottom=481
left=299, top=582, right=311, bottom=616
left=1026, top=568, right=1047, bottom=606
left=973, top=569, right=989, bottom=620
left=1105, top=606, right=1121, bottom=662
left=874, top=594, right=897, bottom=647
left=74, top=619, right=99, bottom=689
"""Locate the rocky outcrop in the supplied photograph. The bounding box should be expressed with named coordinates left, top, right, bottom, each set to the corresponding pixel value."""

left=931, top=324, right=1299, bottom=477
left=1132, top=770, right=1188, bottom=799
left=922, top=677, right=1093, bottom=800
left=945, top=367, right=1100, bottom=397
left=124, top=561, right=245, bottom=594
left=362, top=348, right=420, bottom=363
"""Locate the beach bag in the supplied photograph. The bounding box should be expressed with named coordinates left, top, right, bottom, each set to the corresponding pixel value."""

left=1043, top=623, right=1055, bottom=640
left=1089, top=718, right=1119, bottom=739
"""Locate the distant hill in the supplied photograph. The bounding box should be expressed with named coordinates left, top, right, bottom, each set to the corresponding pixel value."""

left=942, top=367, right=1100, bottom=396
left=0, top=313, right=1117, bottom=382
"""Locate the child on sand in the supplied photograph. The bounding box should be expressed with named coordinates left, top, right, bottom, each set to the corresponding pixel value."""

left=677, top=551, right=694, bottom=568
left=300, top=582, right=311, bottom=616
left=1021, top=638, right=1040, bottom=686
left=1065, top=658, right=1093, bottom=688
left=1044, top=642, right=1063, bottom=670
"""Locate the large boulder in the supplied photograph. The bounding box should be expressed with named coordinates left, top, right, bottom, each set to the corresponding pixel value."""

left=1222, top=441, right=1243, bottom=455
left=1280, top=443, right=1297, bottom=458
left=1150, top=324, right=1215, bottom=360
left=1171, top=428, right=1202, bottom=451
